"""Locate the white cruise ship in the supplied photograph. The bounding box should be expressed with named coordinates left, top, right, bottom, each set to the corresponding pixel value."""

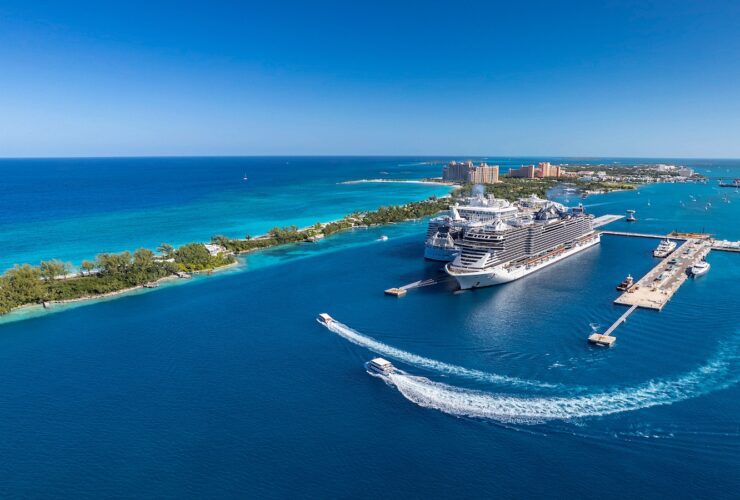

left=445, top=202, right=599, bottom=289
left=424, top=193, right=547, bottom=261
left=653, top=239, right=677, bottom=258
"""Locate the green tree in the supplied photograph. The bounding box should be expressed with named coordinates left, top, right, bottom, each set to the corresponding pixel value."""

left=174, top=243, right=212, bottom=271
left=210, top=235, right=230, bottom=247
left=39, top=259, right=66, bottom=281
left=157, top=243, right=174, bottom=259
left=80, top=260, right=96, bottom=276
left=96, top=252, right=132, bottom=277
left=4, top=264, right=44, bottom=304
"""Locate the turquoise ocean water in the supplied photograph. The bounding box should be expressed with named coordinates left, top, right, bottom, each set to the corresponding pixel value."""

left=0, top=157, right=737, bottom=497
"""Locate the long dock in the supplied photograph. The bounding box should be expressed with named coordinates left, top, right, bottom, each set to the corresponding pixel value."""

left=589, top=305, right=638, bottom=346
left=589, top=228, right=740, bottom=345
left=614, top=238, right=712, bottom=310
left=592, top=214, right=625, bottom=228
left=601, top=230, right=677, bottom=240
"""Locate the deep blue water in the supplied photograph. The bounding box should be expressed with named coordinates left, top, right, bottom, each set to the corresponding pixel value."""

left=0, top=157, right=738, bottom=497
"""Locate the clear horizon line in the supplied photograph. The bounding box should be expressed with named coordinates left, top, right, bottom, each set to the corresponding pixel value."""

left=1, top=153, right=739, bottom=161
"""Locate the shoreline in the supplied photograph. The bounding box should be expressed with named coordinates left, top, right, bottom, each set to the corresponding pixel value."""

left=0, top=197, right=452, bottom=322
left=2, top=259, right=244, bottom=323
left=339, top=178, right=457, bottom=186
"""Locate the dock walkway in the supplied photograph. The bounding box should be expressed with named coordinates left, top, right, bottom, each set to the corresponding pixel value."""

left=614, top=238, right=711, bottom=310
left=592, top=214, right=625, bottom=228
left=600, top=230, right=675, bottom=240
left=588, top=304, right=638, bottom=346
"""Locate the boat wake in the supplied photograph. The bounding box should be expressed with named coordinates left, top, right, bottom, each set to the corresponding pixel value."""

left=323, top=320, right=565, bottom=390
left=382, top=341, right=738, bottom=423
left=322, top=318, right=739, bottom=424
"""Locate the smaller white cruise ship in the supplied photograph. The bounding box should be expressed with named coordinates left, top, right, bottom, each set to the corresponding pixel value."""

left=366, top=358, right=395, bottom=375
left=653, top=239, right=677, bottom=258
left=424, top=193, right=546, bottom=261
left=690, top=260, right=710, bottom=277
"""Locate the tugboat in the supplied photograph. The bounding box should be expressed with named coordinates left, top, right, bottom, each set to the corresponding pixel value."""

left=626, top=209, right=637, bottom=222
left=317, top=313, right=334, bottom=325
left=690, top=260, right=711, bottom=277
left=616, top=274, right=634, bottom=291
left=366, top=357, right=395, bottom=375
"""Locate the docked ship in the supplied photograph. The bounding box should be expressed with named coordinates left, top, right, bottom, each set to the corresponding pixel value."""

left=653, top=239, right=677, bottom=258
left=690, top=260, right=710, bottom=277
left=445, top=202, right=599, bottom=289
left=424, top=193, right=547, bottom=261
left=616, top=274, right=634, bottom=291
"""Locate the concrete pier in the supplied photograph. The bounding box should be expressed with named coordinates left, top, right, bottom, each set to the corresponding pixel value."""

left=614, top=238, right=712, bottom=310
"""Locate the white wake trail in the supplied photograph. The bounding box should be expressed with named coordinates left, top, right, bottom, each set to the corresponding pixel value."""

left=324, top=320, right=562, bottom=390
left=384, top=344, right=738, bottom=423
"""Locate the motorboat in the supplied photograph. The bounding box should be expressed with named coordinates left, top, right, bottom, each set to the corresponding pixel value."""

left=366, top=357, right=395, bottom=375
left=690, top=260, right=710, bottom=277
left=317, top=313, right=334, bottom=325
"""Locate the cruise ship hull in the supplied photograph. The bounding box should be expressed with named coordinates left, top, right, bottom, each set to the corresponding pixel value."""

left=447, top=234, right=600, bottom=289
left=423, top=243, right=459, bottom=262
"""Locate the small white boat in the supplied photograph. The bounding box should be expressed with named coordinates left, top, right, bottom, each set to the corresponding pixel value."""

left=378, top=235, right=389, bottom=241
left=317, top=313, right=334, bottom=325
left=653, top=239, right=677, bottom=258
left=690, top=260, right=710, bottom=277
left=366, top=357, right=395, bottom=375
left=626, top=209, right=637, bottom=222
left=243, top=173, right=248, bottom=181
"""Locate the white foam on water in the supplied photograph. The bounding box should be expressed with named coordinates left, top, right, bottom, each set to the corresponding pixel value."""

left=324, top=320, right=562, bottom=390
left=383, top=343, right=738, bottom=423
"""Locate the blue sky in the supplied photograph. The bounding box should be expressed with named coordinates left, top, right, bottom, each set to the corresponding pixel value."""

left=1, top=0, right=739, bottom=157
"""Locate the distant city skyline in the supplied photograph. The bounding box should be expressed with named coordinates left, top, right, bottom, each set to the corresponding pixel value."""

left=1, top=1, right=739, bottom=158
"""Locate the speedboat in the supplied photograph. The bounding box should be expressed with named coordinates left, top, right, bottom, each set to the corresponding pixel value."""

left=690, top=260, right=710, bottom=277
left=653, top=239, right=677, bottom=258
left=616, top=274, right=634, bottom=291
left=626, top=210, right=637, bottom=222
left=317, top=313, right=334, bottom=325
left=366, top=358, right=395, bottom=375
left=378, top=235, right=389, bottom=241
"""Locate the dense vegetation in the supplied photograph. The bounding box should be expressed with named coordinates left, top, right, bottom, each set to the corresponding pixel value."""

left=457, top=177, right=559, bottom=199
left=574, top=180, right=637, bottom=192
left=0, top=246, right=234, bottom=315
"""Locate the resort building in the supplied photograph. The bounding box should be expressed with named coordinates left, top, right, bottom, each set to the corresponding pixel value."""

left=443, top=161, right=499, bottom=184
left=508, top=162, right=562, bottom=178
left=507, top=164, right=537, bottom=178
left=468, top=164, right=499, bottom=184
left=442, top=161, right=474, bottom=182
